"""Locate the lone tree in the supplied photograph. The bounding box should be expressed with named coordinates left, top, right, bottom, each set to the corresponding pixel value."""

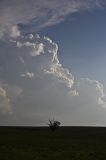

left=48, top=119, right=61, bottom=132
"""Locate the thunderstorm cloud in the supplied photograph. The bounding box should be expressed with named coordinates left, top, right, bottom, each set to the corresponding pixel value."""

left=0, top=0, right=106, bottom=125
left=0, top=33, right=106, bottom=125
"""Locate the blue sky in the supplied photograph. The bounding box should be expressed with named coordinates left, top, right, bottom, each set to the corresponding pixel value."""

left=0, top=0, right=106, bottom=126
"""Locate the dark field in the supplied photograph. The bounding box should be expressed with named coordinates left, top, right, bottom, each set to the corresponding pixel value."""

left=1, top=127, right=106, bottom=160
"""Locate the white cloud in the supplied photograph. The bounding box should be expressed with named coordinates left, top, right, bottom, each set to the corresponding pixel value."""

left=78, top=78, right=106, bottom=108
left=10, top=25, right=20, bottom=38
left=20, top=72, right=34, bottom=79
left=0, top=85, right=12, bottom=116
left=17, top=41, right=44, bottom=56
left=31, top=43, right=44, bottom=56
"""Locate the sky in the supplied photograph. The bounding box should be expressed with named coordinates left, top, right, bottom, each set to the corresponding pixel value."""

left=0, top=0, right=106, bottom=126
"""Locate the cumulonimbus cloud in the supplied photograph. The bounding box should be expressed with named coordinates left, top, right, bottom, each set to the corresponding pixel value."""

left=0, top=33, right=106, bottom=125
left=10, top=33, right=106, bottom=109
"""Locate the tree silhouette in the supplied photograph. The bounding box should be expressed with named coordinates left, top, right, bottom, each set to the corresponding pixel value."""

left=48, top=119, right=61, bottom=132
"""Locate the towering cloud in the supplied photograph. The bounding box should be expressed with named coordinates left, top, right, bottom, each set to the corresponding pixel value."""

left=0, top=33, right=106, bottom=125
left=15, top=34, right=75, bottom=92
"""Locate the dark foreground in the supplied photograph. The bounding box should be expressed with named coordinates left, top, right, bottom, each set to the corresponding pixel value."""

left=1, top=127, right=106, bottom=160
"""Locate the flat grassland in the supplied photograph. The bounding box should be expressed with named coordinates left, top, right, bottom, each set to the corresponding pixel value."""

left=0, top=127, right=106, bottom=160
